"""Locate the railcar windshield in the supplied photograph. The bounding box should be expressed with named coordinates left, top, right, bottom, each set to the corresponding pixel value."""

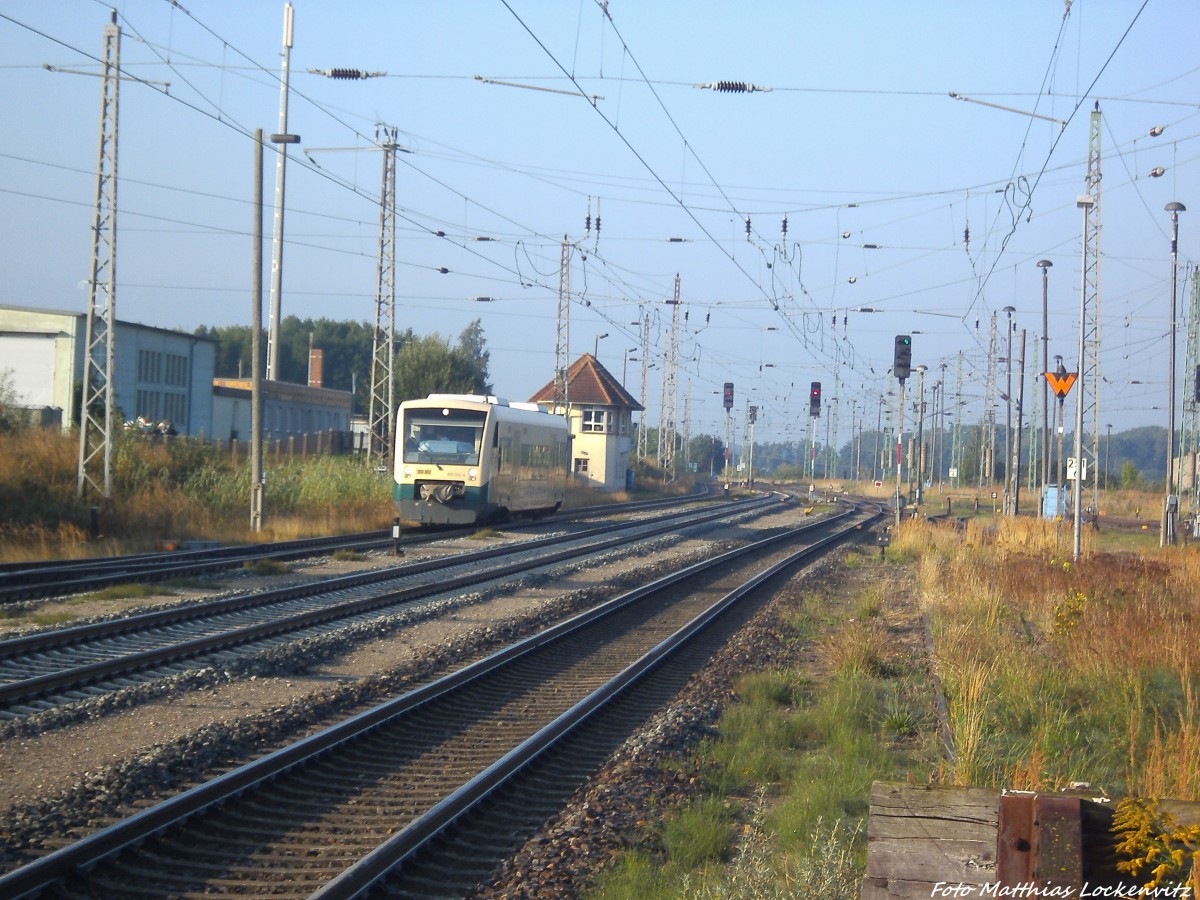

left=401, top=407, right=486, bottom=465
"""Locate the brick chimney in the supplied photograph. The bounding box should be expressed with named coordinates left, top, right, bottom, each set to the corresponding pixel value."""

left=308, top=349, right=324, bottom=388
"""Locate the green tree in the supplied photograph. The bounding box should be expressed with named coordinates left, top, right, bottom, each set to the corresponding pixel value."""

left=394, top=322, right=492, bottom=403
left=685, top=433, right=724, bottom=476
left=1120, top=459, right=1143, bottom=490
left=197, top=318, right=492, bottom=411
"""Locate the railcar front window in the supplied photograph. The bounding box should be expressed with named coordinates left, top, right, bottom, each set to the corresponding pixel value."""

left=402, top=412, right=485, bottom=464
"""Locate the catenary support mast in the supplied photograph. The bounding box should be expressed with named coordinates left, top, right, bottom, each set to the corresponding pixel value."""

left=77, top=12, right=121, bottom=500
left=367, top=127, right=399, bottom=467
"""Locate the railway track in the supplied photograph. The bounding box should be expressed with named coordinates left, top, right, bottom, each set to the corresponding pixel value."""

left=0, top=493, right=704, bottom=605
left=0, top=498, right=880, bottom=898
left=0, top=497, right=778, bottom=721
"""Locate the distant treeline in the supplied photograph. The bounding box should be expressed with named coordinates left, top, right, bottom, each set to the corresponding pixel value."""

left=194, top=317, right=493, bottom=413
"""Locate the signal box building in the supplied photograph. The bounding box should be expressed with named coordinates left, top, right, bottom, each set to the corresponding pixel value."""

left=529, top=353, right=643, bottom=492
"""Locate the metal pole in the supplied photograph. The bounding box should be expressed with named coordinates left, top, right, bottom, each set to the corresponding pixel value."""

left=723, top=409, right=731, bottom=490
left=1004, top=307, right=1015, bottom=513
left=895, top=379, right=906, bottom=527
left=1012, top=329, right=1026, bottom=516
left=1053, top=355, right=1067, bottom=525
left=823, top=397, right=831, bottom=479
left=915, top=366, right=927, bottom=505
left=748, top=416, right=756, bottom=490
left=878, top=398, right=888, bottom=487
left=251, top=130, right=265, bottom=532
left=1105, top=423, right=1112, bottom=501
left=809, top=414, right=816, bottom=482
left=1038, top=260, right=1053, bottom=491
left=267, top=2, right=295, bottom=382
left=1163, top=202, right=1186, bottom=546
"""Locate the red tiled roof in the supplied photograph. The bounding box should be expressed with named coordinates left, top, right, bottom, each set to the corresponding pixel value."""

left=528, top=353, right=644, bottom=411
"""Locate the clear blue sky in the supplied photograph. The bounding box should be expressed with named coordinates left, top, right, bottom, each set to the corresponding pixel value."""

left=2, top=1, right=1197, bottom=443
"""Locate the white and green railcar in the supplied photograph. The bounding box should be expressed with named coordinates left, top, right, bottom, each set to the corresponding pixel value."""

left=394, top=394, right=570, bottom=526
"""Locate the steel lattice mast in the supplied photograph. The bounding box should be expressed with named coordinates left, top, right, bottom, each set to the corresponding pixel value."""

left=637, top=309, right=650, bottom=460
left=1080, top=103, right=1103, bottom=517
left=77, top=12, right=121, bottom=500
left=553, top=238, right=571, bottom=415
left=980, top=316, right=999, bottom=487
left=367, top=127, right=398, bottom=466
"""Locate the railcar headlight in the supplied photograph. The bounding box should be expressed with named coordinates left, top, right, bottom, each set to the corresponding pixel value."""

left=468, top=468, right=478, bottom=479
left=403, top=466, right=413, bottom=477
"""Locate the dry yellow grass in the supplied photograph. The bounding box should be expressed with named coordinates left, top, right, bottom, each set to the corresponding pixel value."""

left=0, top=429, right=393, bottom=560
left=907, top=514, right=1200, bottom=799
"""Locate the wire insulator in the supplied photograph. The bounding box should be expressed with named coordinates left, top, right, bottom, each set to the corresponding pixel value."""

left=329, top=68, right=365, bottom=79
left=717, top=81, right=747, bottom=92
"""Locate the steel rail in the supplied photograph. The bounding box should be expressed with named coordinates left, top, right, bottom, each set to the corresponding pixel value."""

left=316, top=501, right=877, bottom=898
left=0, top=500, right=869, bottom=899
left=0, top=497, right=744, bottom=660
left=0, top=492, right=709, bottom=603
left=0, top=498, right=780, bottom=710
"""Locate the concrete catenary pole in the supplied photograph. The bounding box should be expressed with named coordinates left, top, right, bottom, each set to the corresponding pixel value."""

left=251, top=131, right=266, bottom=532
left=267, top=2, right=296, bottom=382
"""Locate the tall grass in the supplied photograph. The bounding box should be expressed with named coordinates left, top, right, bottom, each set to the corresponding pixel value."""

left=0, top=430, right=393, bottom=560
left=912, top=514, right=1200, bottom=798
left=588, top=580, right=937, bottom=899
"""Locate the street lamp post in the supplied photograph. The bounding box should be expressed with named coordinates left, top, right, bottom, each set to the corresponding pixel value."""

left=594, top=333, right=608, bottom=359
left=1162, top=201, right=1186, bottom=547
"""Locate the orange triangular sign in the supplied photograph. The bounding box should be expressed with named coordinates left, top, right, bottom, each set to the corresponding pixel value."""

left=1045, top=370, right=1077, bottom=399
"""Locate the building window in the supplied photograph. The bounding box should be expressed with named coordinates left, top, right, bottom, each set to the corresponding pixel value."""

left=574, top=457, right=589, bottom=475
left=165, top=353, right=189, bottom=387
left=135, top=389, right=161, bottom=421
left=163, top=392, right=185, bottom=426
left=581, top=408, right=607, bottom=433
